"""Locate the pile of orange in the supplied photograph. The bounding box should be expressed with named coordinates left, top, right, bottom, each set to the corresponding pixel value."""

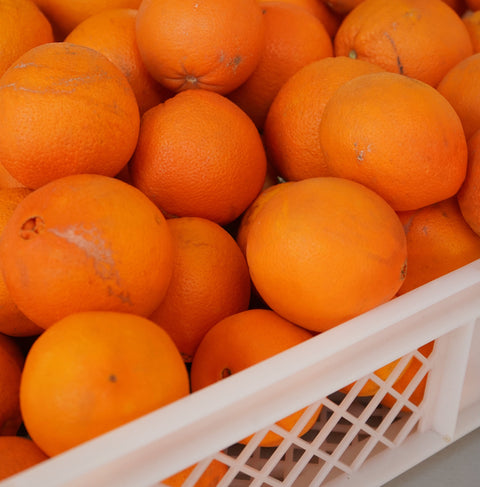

left=1, top=0, right=480, bottom=483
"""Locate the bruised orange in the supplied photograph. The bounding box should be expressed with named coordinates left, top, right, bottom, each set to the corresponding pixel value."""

left=0, top=174, right=174, bottom=329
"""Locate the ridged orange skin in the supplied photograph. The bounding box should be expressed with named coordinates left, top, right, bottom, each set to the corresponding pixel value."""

left=130, top=89, right=267, bottom=226
left=20, top=311, right=190, bottom=456
left=149, top=217, right=251, bottom=363
left=0, top=174, right=174, bottom=329
left=190, top=309, right=319, bottom=447
left=0, top=42, right=140, bottom=190
left=263, top=56, right=383, bottom=182
left=397, top=198, right=480, bottom=295
left=0, top=0, right=53, bottom=77
left=245, top=177, right=407, bottom=332
left=0, top=188, right=44, bottom=337
left=261, top=0, right=342, bottom=37
left=0, top=334, right=24, bottom=436
left=65, top=8, right=172, bottom=115
left=0, top=436, right=49, bottom=480
left=135, top=0, right=266, bottom=95
left=458, top=130, right=480, bottom=237
left=227, top=1, right=333, bottom=130
left=333, top=0, right=473, bottom=87
left=319, top=72, right=468, bottom=211
left=31, top=0, right=142, bottom=39
left=437, top=53, right=480, bottom=141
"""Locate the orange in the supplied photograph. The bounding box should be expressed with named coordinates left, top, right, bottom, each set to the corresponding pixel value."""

left=0, top=174, right=174, bottom=329
left=261, top=0, right=342, bottom=37
left=190, top=309, right=318, bottom=447
left=381, top=341, right=434, bottom=412
left=65, top=8, right=171, bottom=115
left=333, top=0, right=473, bottom=87
left=0, top=164, right=25, bottom=190
left=135, top=0, right=266, bottom=95
left=130, top=89, right=267, bottom=226
left=341, top=358, right=404, bottom=397
left=20, top=311, right=190, bottom=457
left=0, top=0, right=53, bottom=78
left=149, top=217, right=251, bottom=363
left=458, top=130, right=480, bottom=236
left=162, top=459, right=228, bottom=487
left=227, top=1, right=333, bottom=130
left=263, top=55, right=383, bottom=182
left=0, top=333, right=24, bottom=436
left=463, top=10, right=480, bottom=53
left=32, top=0, right=142, bottom=39
left=319, top=72, right=468, bottom=211
left=236, top=181, right=294, bottom=255
left=0, top=42, right=140, bottom=190
left=397, top=197, right=480, bottom=295
left=0, top=188, right=43, bottom=337
left=437, top=53, right=480, bottom=141
left=0, top=436, right=49, bottom=480
left=245, top=177, right=407, bottom=332
left=325, top=0, right=465, bottom=13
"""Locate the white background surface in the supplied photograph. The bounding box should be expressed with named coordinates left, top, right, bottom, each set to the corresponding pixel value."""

left=383, top=426, right=480, bottom=486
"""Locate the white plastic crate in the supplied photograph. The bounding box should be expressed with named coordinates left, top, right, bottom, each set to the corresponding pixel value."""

left=2, top=259, right=480, bottom=487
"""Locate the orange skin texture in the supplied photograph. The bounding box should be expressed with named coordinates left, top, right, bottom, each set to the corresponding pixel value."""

left=0, top=188, right=44, bottom=337
left=0, top=0, right=53, bottom=77
left=397, top=197, right=480, bottom=295
left=20, top=311, right=190, bottom=457
left=135, top=0, right=266, bottom=95
left=319, top=72, right=468, bottom=212
left=0, top=42, right=140, bottom=190
left=0, top=436, right=49, bottom=480
left=236, top=182, right=295, bottom=255
left=0, top=334, right=24, bottom=436
left=380, top=341, right=434, bottom=412
left=149, top=217, right=251, bottom=363
left=260, top=0, right=342, bottom=37
left=0, top=164, right=25, bottom=190
left=130, top=89, right=267, bottom=226
left=437, top=53, right=480, bottom=141
left=65, top=8, right=172, bottom=115
left=190, top=309, right=319, bottom=447
left=458, top=129, right=480, bottom=237
left=333, top=0, right=473, bottom=87
left=162, top=459, right=228, bottom=487
left=463, top=11, right=480, bottom=53
left=246, top=177, right=407, bottom=332
left=227, top=2, right=333, bottom=130
left=263, top=56, right=383, bottom=182
left=31, top=0, right=142, bottom=39
left=0, top=174, right=174, bottom=329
